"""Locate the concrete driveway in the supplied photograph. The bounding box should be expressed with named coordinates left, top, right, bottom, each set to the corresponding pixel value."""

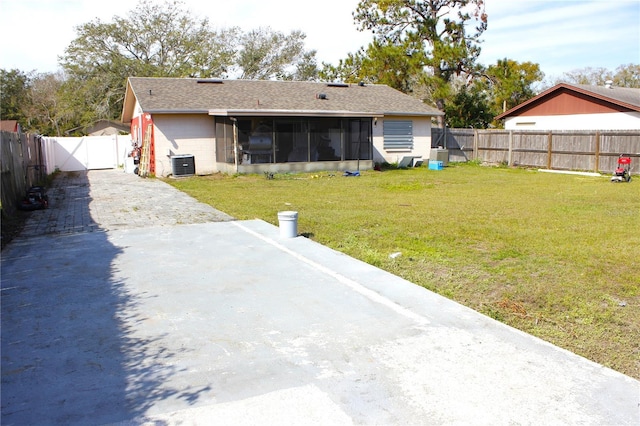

left=1, top=170, right=639, bottom=425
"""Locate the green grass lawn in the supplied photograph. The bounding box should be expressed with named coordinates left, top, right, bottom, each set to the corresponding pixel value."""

left=165, top=163, right=640, bottom=379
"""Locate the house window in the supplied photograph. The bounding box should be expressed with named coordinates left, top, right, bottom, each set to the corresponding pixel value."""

left=383, top=120, right=413, bottom=150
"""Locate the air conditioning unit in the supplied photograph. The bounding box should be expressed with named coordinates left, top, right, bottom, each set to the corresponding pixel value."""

left=171, top=155, right=195, bottom=177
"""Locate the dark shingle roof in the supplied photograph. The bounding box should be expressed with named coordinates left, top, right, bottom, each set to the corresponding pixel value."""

left=123, top=78, right=442, bottom=120
left=570, top=84, right=640, bottom=108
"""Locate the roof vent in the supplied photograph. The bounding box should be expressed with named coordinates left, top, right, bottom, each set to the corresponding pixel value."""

left=605, top=80, right=613, bottom=89
left=317, top=93, right=328, bottom=100
left=327, top=82, right=349, bottom=88
left=197, top=78, right=224, bottom=84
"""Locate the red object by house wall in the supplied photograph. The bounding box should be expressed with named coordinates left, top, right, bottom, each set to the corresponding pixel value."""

left=129, top=113, right=155, bottom=175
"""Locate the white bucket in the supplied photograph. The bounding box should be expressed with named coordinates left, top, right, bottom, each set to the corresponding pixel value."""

left=277, top=211, right=298, bottom=238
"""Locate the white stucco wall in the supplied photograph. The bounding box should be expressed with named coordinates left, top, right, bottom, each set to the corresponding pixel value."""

left=504, top=111, right=640, bottom=130
left=372, top=116, right=433, bottom=164
left=148, top=114, right=434, bottom=175
left=152, top=115, right=216, bottom=177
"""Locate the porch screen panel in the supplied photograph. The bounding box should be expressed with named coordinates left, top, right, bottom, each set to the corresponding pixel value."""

left=345, top=119, right=371, bottom=160
left=275, top=121, right=295, bottom=162
left=275, top=120, right=308, bottom=162
left=215, top=117, right=234, bottom=163
left=383, top=120, right=413, bottom=150
left=311, top=118, right=342, bottom=161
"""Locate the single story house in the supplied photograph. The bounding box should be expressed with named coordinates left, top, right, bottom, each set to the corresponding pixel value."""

left=495, top=83, right=640, bottom=130
left=65, top=120, right=131, bottom=136
left=120, top=78, right=443, bottom=177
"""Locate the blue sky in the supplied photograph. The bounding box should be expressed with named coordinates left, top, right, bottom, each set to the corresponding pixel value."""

left=480, top=0, right=640, bottom=80
left=0, top=0, right=638, bottom=81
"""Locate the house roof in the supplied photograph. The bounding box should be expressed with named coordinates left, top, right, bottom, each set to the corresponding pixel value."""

left=121, top=78, right=443, bottom=123
left=85, top=120, right=130, bottom=135
left=495, top=83, right=640, bottom=120
left=0, top=120, right=19, bottom=132
left=65, top=120, right=131, bottom=136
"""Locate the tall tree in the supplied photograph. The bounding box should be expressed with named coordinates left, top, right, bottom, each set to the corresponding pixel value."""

left=320, top=51, right=365, bottom=85
left=558, top=64, right=640, bottom=88
left=320, top=38, right=426, bottom=93
left=0, top=69, right=69, bottom=134
left=60, top=0, right=238, bottom=125
left=62, top=0, right=236, bottom=79
left=353, top=0, right=488, bottom=123
left=443, top=81, right=492, bottom=128
left=59, top=0, right=319, bottom=130
left=0, top=69, right=32, bottom=124
left=559, top=67, right=610, bottom=86
left=291, top=51, right=320, bottom=81
left=26, top=72, right=67, bottom=136
left=234, top=27, right=316, bottom=80
left=482, top=58, right=544, bottom=114
left=611, top=64, right=640, bottom=88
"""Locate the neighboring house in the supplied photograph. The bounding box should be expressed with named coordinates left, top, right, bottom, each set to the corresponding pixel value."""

left=65, top=120, right=131, bottom=136
left=120, top=78, right=443, bottom=177
left=0, top=120, right=20, bottom=133
left=495, top=83, right=640, bottom=130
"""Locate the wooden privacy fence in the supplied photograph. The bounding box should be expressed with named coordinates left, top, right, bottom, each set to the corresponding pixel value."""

left=1, top=131, right=47, bottom=216
left=431, top=128, right=640, bottom=173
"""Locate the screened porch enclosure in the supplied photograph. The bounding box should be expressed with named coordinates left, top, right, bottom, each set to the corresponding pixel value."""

left=215, top=117, right=372, bottom=165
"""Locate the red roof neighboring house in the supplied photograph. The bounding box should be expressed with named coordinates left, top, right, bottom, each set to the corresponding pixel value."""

left=495, top=83, right=640, bottom=130
left=0, top=120, right=21, bottom=132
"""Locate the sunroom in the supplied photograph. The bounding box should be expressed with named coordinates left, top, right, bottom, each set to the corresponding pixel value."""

left=213, top=115, right=374, bottom=174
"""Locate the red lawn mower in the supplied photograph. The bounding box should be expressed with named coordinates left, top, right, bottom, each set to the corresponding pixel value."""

left=611, top=155, right=632, bottom=183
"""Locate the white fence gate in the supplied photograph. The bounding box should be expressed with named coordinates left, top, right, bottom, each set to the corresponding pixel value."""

left=42, top=135, right=131, bottom=172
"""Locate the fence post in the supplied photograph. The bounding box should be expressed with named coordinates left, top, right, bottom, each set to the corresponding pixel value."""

left=508, top=131, right=513, bottom=166
left=547, top=131, right=553, bottom=169
left=594, top=131, right=600, bottom=172
left=473, top=129, right=478, bottom=161
left=444, top=126, right=447, bottom=149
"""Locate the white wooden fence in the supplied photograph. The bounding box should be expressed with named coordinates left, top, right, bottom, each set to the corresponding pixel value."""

left=42, top=135, right=132, bottom=173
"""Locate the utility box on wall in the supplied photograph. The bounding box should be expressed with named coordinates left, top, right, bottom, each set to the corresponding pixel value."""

left=171, top=155, right=195, bottom=177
